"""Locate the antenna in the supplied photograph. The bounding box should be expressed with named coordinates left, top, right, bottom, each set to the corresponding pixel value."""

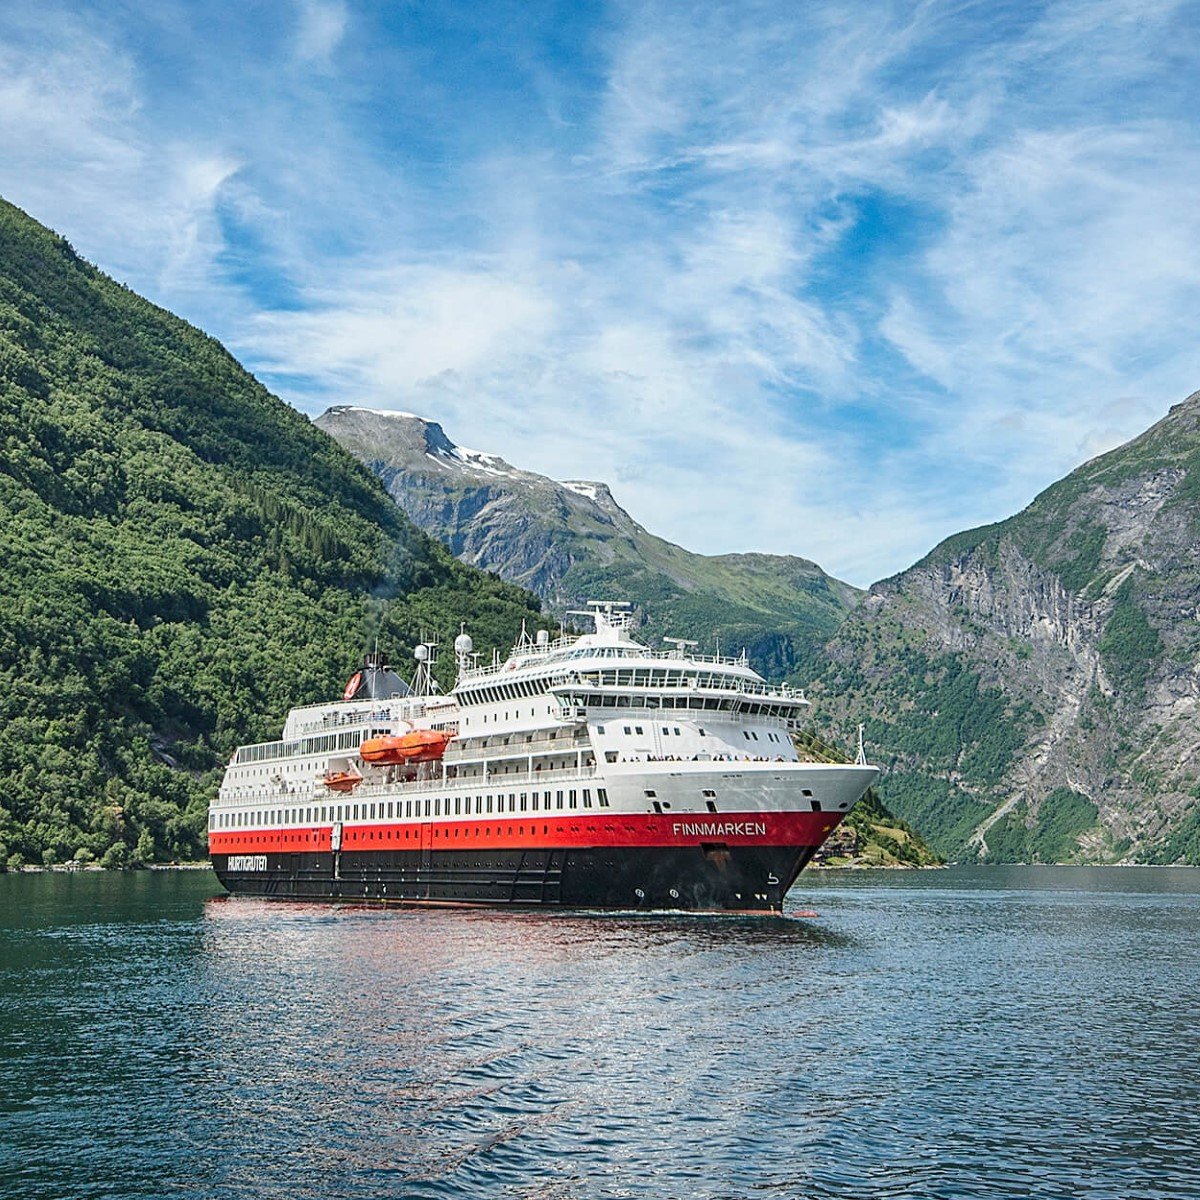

left=856, top=723, right=867, bottom=766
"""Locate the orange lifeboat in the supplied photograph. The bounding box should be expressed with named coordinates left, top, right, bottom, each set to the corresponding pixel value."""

left=323, top=769, right=363, bottom=793
left=360, top=730, right=453, bottom=764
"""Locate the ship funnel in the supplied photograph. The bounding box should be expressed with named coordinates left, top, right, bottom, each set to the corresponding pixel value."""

left=343, top=651, right=411, bottom=701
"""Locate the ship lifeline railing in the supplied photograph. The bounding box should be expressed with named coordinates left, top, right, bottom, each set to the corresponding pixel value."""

left=458, top=644, right=759, bottom=683
left=218, top=764, right=602, bottom=806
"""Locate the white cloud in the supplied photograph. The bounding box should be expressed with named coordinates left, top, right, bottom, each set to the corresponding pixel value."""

left=294, top=0, right=347, bottom=66
left=3, top=0, right=1199, bottom=589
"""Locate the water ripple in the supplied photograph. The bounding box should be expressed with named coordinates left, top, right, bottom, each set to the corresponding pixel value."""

left=2, top=867, right=1200, bottom=1198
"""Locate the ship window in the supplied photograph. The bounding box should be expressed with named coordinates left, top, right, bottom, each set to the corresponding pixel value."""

left=605, top=751, right=618, bottom=763
left=802, top=789, right=813, bottom=797
left=435, top=799, right=441, bottom=816
left=635, top=726, right=644, bottom=735
left=624, top=726, right=632, bottom=735
left=812, top=801, right=822, bottom=812
left=662, top=727, right=669, bottom=735
left=644, top=790, right=656, bottom=798
left=569, top=790, right=578, bottom=808
left=520, top=794, right=527, bottom=812
left=544, top=791, right=551, bottom=804
left=674, top=728, right=681, bottom=736
left=582, top=789, right=592, bottom=808
left=597, top=725, right=605, bottom=734
left=352, top=804, right=359, bottom=819
left=486, top=796, right=493, bottom=813
left=406, top=801, right=413, bottom=817
left=509, top=794, right=516, bottom=811
left=556, top=791, right=564, bottom=809
left=702, top=790, right=716, bottom=799
left=425, top=799, right=431, bottom=816
left=598, top=788, right=609, bottom=807
left=706, top=801, right=718, bottom=814
left=652, top=801, right=662, bottom=814
left=699, top=729, right=706, bottom=737
left=455, top=798, right=461, bottom=815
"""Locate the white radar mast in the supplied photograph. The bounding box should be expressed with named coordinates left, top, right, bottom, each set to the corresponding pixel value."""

left=454, top=623, right=475, bottom=679
left=565, top=600, right=633, bottom=637
left=412, top=635, right=439, bottom=696
left=663, top=636, right=698, bottom=659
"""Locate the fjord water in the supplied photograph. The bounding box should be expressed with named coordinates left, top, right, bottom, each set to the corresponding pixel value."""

left=2, top=869, right=1198, bottom=1199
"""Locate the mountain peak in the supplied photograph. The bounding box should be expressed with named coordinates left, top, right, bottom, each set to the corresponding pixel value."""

left=317, top=406, right=860, bottom=679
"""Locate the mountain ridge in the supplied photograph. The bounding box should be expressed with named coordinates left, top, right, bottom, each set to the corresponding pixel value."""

left=813, top=388, right=1200, bottom=863
left=316, top=405, right=862, bottom=678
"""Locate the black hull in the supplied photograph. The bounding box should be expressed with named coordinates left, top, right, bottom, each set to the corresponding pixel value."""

left=211, top=844, right=818, bottom=912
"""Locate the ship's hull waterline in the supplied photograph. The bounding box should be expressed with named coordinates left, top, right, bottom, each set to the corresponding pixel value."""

left=212, top=841, right=828, bottom=912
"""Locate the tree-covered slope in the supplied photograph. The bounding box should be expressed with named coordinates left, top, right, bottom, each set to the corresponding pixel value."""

left=316, top=406, right=861, bottom=680
left=813, top=390, right=1200, bottom=863
left=0, top=199, right=539, bottom=869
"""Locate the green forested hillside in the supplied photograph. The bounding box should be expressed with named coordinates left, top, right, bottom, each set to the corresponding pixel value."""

left=0, top=199, right=539, bottom=869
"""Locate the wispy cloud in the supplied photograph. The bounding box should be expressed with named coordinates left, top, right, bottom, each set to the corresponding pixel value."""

left=294, top=0, right=347, bottom=66
left=2, top=0, right=1198, bottom=586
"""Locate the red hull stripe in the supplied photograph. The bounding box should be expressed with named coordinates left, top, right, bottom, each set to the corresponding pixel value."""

left=208, top=809, right=843, bottom=856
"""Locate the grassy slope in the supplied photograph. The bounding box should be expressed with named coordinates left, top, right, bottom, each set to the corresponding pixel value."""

left=0, top=199, right=539, bottom=869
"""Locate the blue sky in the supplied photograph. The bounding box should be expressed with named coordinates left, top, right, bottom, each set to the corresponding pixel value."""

left=2, top=0, right=1199, bottom=586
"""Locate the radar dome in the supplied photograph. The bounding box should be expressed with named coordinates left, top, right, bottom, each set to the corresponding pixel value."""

left=454, top=633, right=474, bottom=655
left=413, top=644, right=429, bottom=662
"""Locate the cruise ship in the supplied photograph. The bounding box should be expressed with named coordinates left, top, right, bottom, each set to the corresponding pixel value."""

left=208, top=603, right=879, bottom=911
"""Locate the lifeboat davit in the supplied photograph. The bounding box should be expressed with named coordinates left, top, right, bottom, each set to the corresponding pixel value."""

left=360, top=730, right=453, bottom=764
left=323, top=769, right=363, bottom=793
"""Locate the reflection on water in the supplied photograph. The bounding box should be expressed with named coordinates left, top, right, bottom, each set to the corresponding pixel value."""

left=2, top=866, right=1199, bottom=1198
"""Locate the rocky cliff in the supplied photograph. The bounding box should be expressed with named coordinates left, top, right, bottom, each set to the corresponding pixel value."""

left=814, top=390, right=1200, bottom=863
left=316, top=406, right=861, bottom=679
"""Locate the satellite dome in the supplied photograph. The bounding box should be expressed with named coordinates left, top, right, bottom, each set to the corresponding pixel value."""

left=454, top=633, right=474, bottom=655
left=413, top=643, right=429, bottom=662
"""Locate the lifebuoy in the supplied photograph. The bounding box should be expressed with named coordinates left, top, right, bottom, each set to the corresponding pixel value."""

left=343, top=671, right=363, bottom=700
